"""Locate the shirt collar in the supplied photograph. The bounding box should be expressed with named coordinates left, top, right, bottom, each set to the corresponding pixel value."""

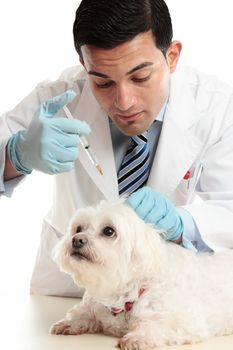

left=155, top=97, right=168, bottom=122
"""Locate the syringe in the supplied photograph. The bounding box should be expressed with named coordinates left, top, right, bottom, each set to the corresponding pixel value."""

left=63, top=105, right=103, bottom=175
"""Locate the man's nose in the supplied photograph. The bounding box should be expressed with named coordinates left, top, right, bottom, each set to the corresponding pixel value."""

left=114, top=84, right=137, bottom=111
left=72, top=234, right=88, bottom=250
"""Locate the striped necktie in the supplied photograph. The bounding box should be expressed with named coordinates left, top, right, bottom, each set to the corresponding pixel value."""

left=118, top=132, right=150, bottom=196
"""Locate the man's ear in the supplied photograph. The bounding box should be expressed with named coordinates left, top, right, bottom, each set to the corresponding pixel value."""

left=166, top=40, right=182, bottom=73
left=79, top=58, right=86, bottom=70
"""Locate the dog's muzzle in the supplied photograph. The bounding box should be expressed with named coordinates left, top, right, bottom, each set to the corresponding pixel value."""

left=72, top=234, right=88, bottom=250
left=70, top=234, right=90, bottom=261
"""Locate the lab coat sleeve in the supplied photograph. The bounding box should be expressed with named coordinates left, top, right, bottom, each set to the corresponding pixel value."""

left=177, top=207, right=213, bottom=252
left=0, top=89, right=42, bottom=195
left=0, top=69, right=84, bottom=196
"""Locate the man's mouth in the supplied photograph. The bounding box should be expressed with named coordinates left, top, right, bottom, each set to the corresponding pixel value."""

left=116, top=111, right=144, bottom=122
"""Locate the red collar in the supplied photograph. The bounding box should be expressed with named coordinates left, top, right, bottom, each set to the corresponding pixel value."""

left=110, top=288, right=145, bottom=316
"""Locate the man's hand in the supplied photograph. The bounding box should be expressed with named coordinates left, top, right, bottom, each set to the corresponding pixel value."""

left=126, top=186, right=183, bottom=241
left=7, top=90, right=90, bottom=174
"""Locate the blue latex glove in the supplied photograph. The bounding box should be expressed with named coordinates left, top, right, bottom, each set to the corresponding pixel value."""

left=7, top=90, right=91, bottom=174
left=126, top=186, right=183, bottom=241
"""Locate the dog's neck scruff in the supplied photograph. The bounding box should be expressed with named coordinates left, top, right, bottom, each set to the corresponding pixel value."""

left=54, top=200, right=167, bottom=311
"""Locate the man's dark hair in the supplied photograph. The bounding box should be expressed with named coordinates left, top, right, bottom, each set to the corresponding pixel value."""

left=73, top=0, right=173, bottom=59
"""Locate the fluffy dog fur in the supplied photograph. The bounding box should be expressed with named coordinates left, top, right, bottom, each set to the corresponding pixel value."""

left=50, top=200, right=233, bottom=349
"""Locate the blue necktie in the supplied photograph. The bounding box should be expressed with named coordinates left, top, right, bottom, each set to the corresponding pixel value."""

left=118, top=132, right=150, bottom=196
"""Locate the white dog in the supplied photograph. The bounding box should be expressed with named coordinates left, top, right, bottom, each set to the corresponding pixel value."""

left=50, top=200, right=233, bottom=349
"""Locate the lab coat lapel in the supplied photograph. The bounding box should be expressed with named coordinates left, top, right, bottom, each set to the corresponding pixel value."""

left=147, top=75, right=204, bottom=197
left=71, top=79, right=119, bottom=200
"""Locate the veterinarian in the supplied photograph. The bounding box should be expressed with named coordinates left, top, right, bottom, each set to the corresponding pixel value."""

left=1, top=0, right=233, bottom=297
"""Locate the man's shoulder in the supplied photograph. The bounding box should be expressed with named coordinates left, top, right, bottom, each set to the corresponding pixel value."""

left=172, top=66, right=233, bottom=95
left=34, top=65, right=88, bottom=103
left=58, top=65, right=87, bottom=82
left=170, top=66, right=233, bottom=130
left=35, top=65, right=86, bottom=90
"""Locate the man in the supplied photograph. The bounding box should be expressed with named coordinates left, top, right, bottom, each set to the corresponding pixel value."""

left=1, top=0, right=233, bottom=297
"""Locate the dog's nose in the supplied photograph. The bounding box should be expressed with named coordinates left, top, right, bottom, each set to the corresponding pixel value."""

left=72, top=234, right=88, bottom=250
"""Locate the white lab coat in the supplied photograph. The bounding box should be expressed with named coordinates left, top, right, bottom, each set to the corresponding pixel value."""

left=1, top=65, right=233, bottom=296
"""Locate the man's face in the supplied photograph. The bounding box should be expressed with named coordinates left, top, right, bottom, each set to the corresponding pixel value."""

left=81, top=31, right=181, bottom=136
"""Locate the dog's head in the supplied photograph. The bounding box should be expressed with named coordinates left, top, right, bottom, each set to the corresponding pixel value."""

left=53, top=200, right=165, bottom=297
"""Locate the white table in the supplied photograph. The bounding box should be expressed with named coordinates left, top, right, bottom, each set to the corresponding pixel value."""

left=1, top=293, right=233, bottom=350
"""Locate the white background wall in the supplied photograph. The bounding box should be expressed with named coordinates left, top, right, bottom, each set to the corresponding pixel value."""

left=0, top=0, right=233, bottom=294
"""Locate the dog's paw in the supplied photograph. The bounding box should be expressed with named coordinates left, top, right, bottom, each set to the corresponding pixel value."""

left=118, top=335, right=151, bottom=350
left=50, top=319, right=87, bottom=335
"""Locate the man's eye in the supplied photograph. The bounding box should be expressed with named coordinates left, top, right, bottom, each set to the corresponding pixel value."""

left=132, top=75, right=151, bottom=83
left=96, top=81, right=113, bottom=89
left=102, top=226, right=116, bottom=237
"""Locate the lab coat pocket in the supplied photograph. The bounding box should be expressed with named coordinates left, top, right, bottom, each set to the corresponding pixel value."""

left=177, top=163, right=203, bottom=203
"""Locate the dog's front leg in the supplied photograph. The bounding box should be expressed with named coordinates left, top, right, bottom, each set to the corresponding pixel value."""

left=118, top=320, right=166, bottom=350
left=50, top=302, right=102, bottom=336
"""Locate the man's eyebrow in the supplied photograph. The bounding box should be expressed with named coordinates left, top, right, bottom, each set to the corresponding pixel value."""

left=88, top=71, right=110, bottom=79
left=87, top=62, right=154, bottom=79
left=126, top=62, right=154, bottom=75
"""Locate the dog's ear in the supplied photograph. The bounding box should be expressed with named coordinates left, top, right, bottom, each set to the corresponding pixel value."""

left=129, top=222, right=166, bottom=279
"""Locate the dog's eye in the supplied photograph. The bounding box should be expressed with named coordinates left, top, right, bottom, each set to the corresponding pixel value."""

left=76, top=225, right=82, bottom=233
left=102, top=226, right=115, bottom=237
